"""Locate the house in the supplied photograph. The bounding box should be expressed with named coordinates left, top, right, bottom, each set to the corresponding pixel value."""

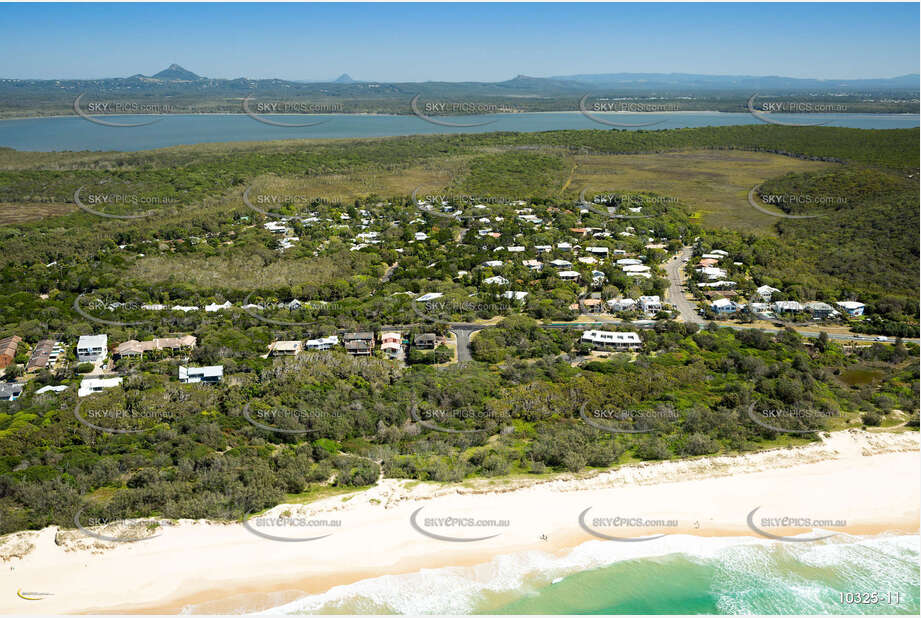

left=616, top=258, right=643, bottom=266
left=697, top=266, right=727, bottom=280
left=506, top=246, right=525, bottom=253
left=113, top=336, right=197, bottom=359
left=179, top=365, right=224, bottom=384
left=698, top=258, right=719, bottom=268
left=578, top=256, right=598, bottom=265
left=522, top=259, right=543, bottom=271
left=306, top=335, right=339, bottom=350
left=27, top=339, right=58, bottom=372
left=36, top=385, right=68, bottom=395
left=710, top=249, right=729, bottom=257
left=502, top=291, right=529, bottom=301
left=78, top=377, right=123, bottom=397
left=205, top=301, right=233, bottom=312
left=836, top=301, right=866, bottom=317
left=416, top=292, right=444, bottom=302
left=413, top=333, right=438, bottom=349
left=773, top=300, right=804, bottom=314
left=482, top=260, right=504, bottom=268
left=608, top=298, right=637, bottom=312
left=550, top=259, right=573, bottom=269
left=268, top=340, right=302, bottom=356
left=535, top=245, right=552, bottom=253
left=711, top=298, right=739, bottom=314
left=756, top=285, right=781, bottom=301
left=591, top=270, right=607, bottom=285
left=639, top=295, right=662, bottom=314
left=77, top=334, right=108, bottom=363
left=344, top=332, right=374, bottom=356
left=804, top=301, right=836, bottom=319
left=0, top=383, right=24, bottom=402
left=557, top=242, right=573, bottom=251
left=622, top=264, right=651, bottom=273
left=586, top=246, right=609, bottom=257
left=0, top=336, right=22, bottom=369
left=581, top=298, right=605, bottom=314
left=581, top=330, right=642, bottom=351
left=414, top=232, right=428, bottom=241
left=264, top=221, right=287, bottom=234
left=557, top=270, right=580, bottom=281
left=380, top=332, right=403, bottom=358
left=484, top=276, right=510, bottom=286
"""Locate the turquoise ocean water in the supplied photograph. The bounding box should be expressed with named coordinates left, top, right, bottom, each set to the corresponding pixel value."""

left=255, top=534, right=919, bottom=615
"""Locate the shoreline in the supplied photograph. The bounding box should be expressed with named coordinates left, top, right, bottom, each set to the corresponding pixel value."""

left=2, top=110, right=919, bottom=122
left=1, top=429, right=918, bottom=615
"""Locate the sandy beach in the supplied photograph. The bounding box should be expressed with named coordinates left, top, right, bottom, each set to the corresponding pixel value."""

left=1, top=429, right=918, bottom=615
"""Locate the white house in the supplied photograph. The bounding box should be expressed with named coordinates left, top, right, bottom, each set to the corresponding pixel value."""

left=557, top=270, right=580, bottom=281
left=639, top=295, right=662, bottom=313
left=586, top=246, right=609, bottom=256
left=306, top=335, right=339, bottom=350
left=622, top=264, right=651, bottom=273
left=550, top=259, right=573, bottom=268
left=522, top=259, right=543, bottom=271
left=608, top=298, right=637, bottom=312
left=534, top=245, right=552, bottom=253
left=78, top=377, right=122, bottom=398
left=711, top=298, right=738, bottom=314
left=773, top=300, right=804, bottom=313
left=77, top=335, right=108, bottom=363
left=482, top=260, right=504, bottom=268
left=557, top=242, right=573, bottom=251
left=581, top=330, right=642, bottom=350
left=756, top=285, right=781, bottom=301
left=179, top=365, right=224, bottom=384
left=616, top=258, right=643, bottom=266
left=484, top=276, right=510, bottom=286
left=205, top=301, right=232, bottom=312
left=836, top=301, right=866, bottom=317
left=416, top=292, right=444, bottom=302
left=502, top=291, right=529, bottom=301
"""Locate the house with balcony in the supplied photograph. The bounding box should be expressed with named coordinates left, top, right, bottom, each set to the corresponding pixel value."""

left=77, top=335, right=108, bottom=363
left=581, top=330, right=642, bottom=351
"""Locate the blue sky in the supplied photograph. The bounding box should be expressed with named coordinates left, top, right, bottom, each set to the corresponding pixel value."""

left=3, top=2, right=918, bottom=81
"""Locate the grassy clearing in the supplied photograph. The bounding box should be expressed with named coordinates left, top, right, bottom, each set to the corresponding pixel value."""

left=566, top=150, right=834, bottom=231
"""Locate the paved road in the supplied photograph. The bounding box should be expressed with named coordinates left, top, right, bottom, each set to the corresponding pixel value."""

left=664, top=246, right=705, bottom=325
left=661, top=246, right=917, bottom=344
left=450, top=325, right=488, bottom=362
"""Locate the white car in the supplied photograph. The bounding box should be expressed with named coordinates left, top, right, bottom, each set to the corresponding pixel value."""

left=874, top=336, right=889, bottom=342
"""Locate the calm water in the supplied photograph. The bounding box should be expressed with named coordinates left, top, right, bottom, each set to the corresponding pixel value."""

left=253, top=534, right=919, bottom=615
left=0, top=112, right=918, bottom=152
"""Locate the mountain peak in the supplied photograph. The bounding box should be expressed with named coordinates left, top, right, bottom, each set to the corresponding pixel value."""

left=151, top=64, right=201, bottom=81
left=334, top=73, right=355, bottom=83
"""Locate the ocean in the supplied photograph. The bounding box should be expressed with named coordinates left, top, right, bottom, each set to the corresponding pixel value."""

left=1, top=112, right=918, bottom=152
left=253, top=534, right=920, bottom=615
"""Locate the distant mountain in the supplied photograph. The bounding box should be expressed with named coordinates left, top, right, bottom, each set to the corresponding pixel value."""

left=150, top=64, right=202, bottom=81
left=334, top=73, right=355, bottom=84
left=548, top=72, right=921, bottom=91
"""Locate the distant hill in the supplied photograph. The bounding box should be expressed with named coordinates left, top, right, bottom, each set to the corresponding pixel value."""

left=549, top=72, right=921, bottom=91
left=150, top=64, right=202, bottom=81
left=334, top=73, right=355, bottom=84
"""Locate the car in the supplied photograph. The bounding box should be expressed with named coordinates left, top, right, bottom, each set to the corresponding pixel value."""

left=875, top=336, right=889, bottom=342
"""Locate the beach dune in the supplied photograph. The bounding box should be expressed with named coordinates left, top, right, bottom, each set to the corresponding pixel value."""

left=1, top=429, right=918, bottom=615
